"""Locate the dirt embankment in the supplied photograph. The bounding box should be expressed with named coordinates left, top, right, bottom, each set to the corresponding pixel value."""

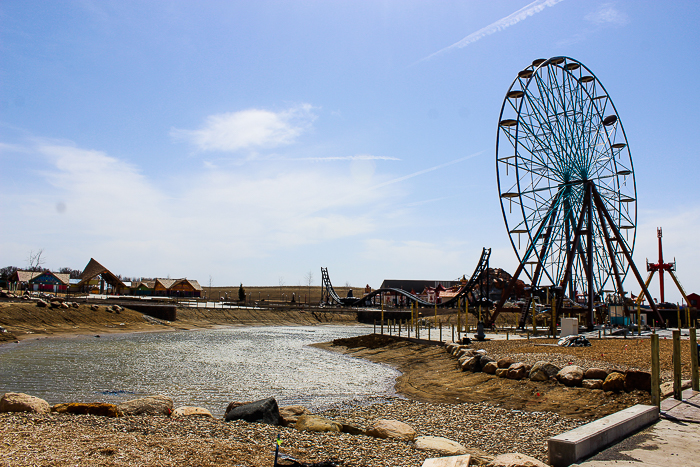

left=314, top=334, right=654, bottom=420
left=0, top=300, right=359, bottom=343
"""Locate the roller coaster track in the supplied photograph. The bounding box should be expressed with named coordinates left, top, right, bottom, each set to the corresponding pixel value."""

left=321, top=247, right=491, bottom=308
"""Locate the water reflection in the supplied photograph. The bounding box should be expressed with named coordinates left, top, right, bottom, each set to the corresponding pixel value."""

left=0, top=326, right=399, bottom=416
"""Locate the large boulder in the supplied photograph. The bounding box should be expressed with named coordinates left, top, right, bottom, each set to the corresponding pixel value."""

left=414, top=436, right=468, bottom=456
left=72, top=302, right=80, bottom=308
left=507, top=363, right=528, bottom=380
left=556, top=365, right=584, bottom=387
left=483, top=362, right=498, bottom=374
left=497, top=357, right=515, bottom=369
left=582, top=379, right=604, bottom=390
left=366, top=419, right=416, bottom=441
left=279, top=405, right=310, bottom=426
left=421, top=454, right=471, bottom=467
left=171, top=406, right=213, bottom=418
left=52, top=403, right=122, bottom=417
left=495, top=368, right=509, bottom=378
left=625, top=370, right=651, bottom=392
left=486, top=452, right=549, bottom=467
left=602, top=372, right=626, bottom=392
left=528, top=362, right=560, bottom=382
left=90, top=304, right=99, bottom=311
left=456, top=348, right=475, bottom=359
left=479, top=356, right=496, bottom=371
left=294, top=415, right=342, bottom=432
left=118, top=394, right=173, bottom=416
left=224, top=397, right=281, bottom=425
left=36, top=299, right=48, bottom=308
left=461, top=356, right=481, bottom=372
left=0, top=393, right=50, bottom=414
left=584, top=368, right=608, bottom=380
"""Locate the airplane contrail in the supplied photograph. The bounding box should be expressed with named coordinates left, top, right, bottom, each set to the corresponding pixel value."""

left=374, top=151, right=484, bottom=189
left=416, top=0, right=566, bottom=64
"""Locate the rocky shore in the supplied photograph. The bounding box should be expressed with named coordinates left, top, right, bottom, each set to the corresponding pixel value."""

left=0, top=392, right=574, bottom=466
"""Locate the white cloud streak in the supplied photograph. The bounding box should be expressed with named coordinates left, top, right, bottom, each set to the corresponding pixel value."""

left=417, top=0, right=565, bottom=64
left=374, top=151, right=483, bottom=189
left=585, top=3, right=629, bottom=26
left=282, top=154, right=400, bottom=162
left=171, top=104, right=316, bottom=152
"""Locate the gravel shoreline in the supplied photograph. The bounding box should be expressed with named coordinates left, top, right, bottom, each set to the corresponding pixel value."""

left=0, top=397, right=582, bottom=466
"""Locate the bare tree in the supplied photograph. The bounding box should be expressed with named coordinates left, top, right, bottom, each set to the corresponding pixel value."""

left=27, top=249, right=45, bottom=272
left=305, top=271, right=314, bottom=304
left=278, top=276, right=285, bottom=300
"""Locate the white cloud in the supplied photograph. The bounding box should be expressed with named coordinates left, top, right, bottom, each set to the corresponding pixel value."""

left=585, top=3, right=629, bottom=26
left=417, top=0, right=565, bottom=63
left=361, top=239, right=471, bottom=280
left=0, top=140, right=395, bottom=279
left=171, top=104, right=316, bottom=153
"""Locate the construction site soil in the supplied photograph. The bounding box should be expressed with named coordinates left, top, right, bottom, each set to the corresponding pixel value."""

left=315, top=333, right=694, bottom=420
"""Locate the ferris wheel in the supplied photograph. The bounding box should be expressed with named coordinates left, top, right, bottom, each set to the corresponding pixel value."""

left=491, top=56, right=658, bottom=327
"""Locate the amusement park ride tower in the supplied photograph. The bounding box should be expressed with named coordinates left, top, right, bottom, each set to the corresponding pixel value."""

left=647, top=227, right=676, bottom=304
left=636, top=227, right=692, bottom=308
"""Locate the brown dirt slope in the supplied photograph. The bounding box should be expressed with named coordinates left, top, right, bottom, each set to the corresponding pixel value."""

left=0, top=300, right=358, bottom=342
left=316, top=334, right=652, bottom=420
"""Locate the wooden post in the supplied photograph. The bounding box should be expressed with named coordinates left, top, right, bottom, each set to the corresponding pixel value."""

left=691, top=327, right=699, bottom=392
left=389, top=319, right=392, bottom=336
left=452, top=324, right=455, bottom=343
left=651, top=333, right=660, bottom=407
left=374, top=319, right=376, bottom=334
left=532, top=298, right=536, bottom=335
left=506, top=331, right=509, bottom=340
left=416, top=315, right=420, bottom=339
left=381, top=298, right=384, bottom=335
left=439, top=321, right=443, bottom=342
left=434, top=300, right=438, bottom=327
left=677, top=305, right=682, bottom=329
left=398, top=319, right=401, bottom=337
left=428, top=324, right=431, bottom=341
left=466, top=301, right=470, bottom=333
left=457, top=300, right=462, bottom=340
left=673, top=330, right=682, bottom=401
left=637, top=303, right=642, bottom=336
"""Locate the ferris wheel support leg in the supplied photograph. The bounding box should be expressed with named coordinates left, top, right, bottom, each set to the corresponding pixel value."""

left=559, top=184, right=590, bottom=301
left=591, top=185, right=663, bottom=327
left=586, top=183, right=596, bottom=330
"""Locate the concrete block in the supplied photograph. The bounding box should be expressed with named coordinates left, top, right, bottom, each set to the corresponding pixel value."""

left=421, top=454, right=471, bottom=467
left=548, top=404, right=659, bottom=467
left=561, top=317, right=578, bottom=337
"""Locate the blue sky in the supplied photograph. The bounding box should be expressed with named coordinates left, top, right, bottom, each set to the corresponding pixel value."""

left=1, top=1, right=699, bottom=302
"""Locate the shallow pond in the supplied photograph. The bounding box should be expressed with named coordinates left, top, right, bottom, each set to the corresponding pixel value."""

left=0, top=325, right=399, bottom=416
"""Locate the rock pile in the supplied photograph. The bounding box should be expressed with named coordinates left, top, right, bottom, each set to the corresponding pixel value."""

left=444, top=342, right=651, bottom=393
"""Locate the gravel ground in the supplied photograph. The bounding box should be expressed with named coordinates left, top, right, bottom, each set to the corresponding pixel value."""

left=0, top=397, right=582, bottom=467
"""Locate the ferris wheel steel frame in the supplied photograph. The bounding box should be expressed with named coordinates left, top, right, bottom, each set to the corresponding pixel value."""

left=488, top=56, right=660, bottom=328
